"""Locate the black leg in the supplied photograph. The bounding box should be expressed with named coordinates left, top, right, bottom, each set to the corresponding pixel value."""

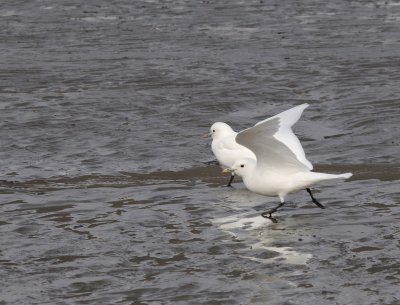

left=226, top=174, right=235, bottom=187
left=306, top=188, right=325, bottom=209
left=261, top=201, right=286, bottom=223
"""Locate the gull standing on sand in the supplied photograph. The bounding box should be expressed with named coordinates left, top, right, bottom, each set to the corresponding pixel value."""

left=223, top=103, right=352, bottom=222
left=204, top=122, right=256, bottom=186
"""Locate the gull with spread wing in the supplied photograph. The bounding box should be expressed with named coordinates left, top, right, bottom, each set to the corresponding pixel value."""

left=223, top=103, right=352, bottom=222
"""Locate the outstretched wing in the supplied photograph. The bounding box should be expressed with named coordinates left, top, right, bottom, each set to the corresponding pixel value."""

left=255, top=103, right=313, bottom=170
left=236, top=117, right=310, bottom=174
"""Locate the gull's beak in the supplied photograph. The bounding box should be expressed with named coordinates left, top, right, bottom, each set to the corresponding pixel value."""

left=203, top=132, right=212, bottom=138
left=222, top=168, right=234, bottom=174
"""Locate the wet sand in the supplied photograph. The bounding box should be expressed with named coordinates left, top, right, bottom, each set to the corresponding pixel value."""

left=1, top=163, right=399, bottom=192
left=1, top=164, right=400, bottom=304
left=1, top=0, right=400, bottom=304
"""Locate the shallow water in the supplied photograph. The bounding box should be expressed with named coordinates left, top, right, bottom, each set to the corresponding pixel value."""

left=1, top=0, right=400, bottom=304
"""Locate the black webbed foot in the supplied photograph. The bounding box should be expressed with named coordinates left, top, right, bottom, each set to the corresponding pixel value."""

left=306, top=188, right=325, bottom=209
left=261, top=201, right=286, bottom=223
left=261, top=212, right=278, bottom=223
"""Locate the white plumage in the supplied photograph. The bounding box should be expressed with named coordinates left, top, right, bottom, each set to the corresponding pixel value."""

left=208, top=103, right=352, bottom=222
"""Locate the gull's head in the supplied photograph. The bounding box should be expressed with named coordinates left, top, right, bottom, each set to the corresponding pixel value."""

left=208, top=122, right=234, bottom=140
left=224, top=158, right=256, bottom=178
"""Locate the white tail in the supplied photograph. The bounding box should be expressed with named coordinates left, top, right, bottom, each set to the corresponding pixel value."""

left=311, top=172, right=353, bottom=182
left=338, top=172, right=353, bottom=179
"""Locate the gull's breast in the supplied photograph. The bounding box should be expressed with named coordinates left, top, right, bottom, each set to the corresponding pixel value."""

left=243, top=172, right=290, bottom=197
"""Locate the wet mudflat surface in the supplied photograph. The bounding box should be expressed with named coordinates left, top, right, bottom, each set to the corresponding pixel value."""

left=1, top=0, right=400, bottom=304
left=1, top=165, right=400, bottom=305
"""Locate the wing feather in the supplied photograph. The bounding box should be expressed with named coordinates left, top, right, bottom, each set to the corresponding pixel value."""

left=236, top=117, right=310, bottom=173
left=255, top=103, right=313, bottom=170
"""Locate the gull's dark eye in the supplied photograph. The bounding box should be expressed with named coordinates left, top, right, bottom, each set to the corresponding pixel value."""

left=240, top=164, right=244, bottom=168
left=212, top=129, right=215, bottom=132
